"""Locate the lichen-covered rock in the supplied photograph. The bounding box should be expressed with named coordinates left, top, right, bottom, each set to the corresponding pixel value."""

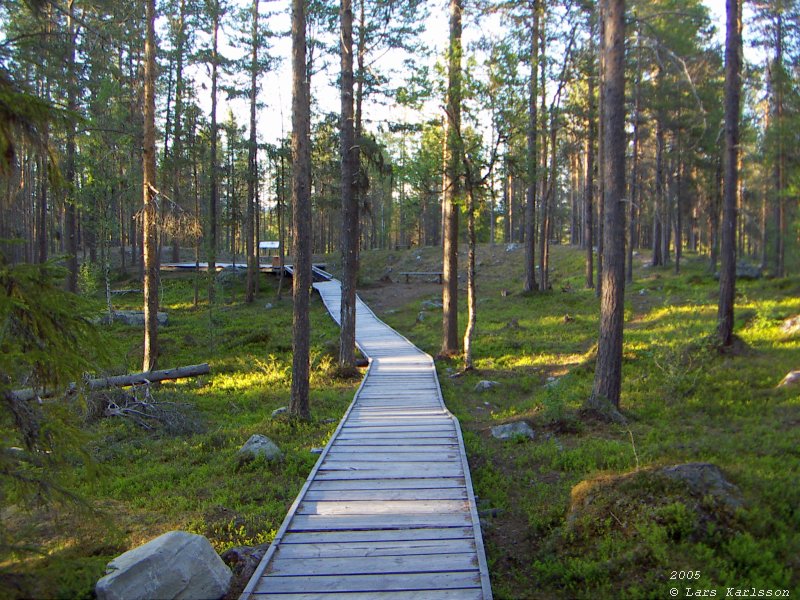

left=659, top=463, right=743, bottom=510
left=101, top=311, right=168, bottom=327
left=780, top=315, right=800, bottom=336
left=778, top=370, right=800, bottom=387
left=474, top=380, right=500, bottom=392
left=95, top=531, right=232, bottom=600
left=491, top=421, right=535, bottom=441
left=238, top=434, right=282, bottom=462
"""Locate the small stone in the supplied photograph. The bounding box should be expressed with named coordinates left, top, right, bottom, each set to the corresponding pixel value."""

left=321, top=418, right=337, bottom=424
left=264, top=303, right=274, bottom=310
left=491, top=421, right=535, bottom=441
left=238, top=434, right=282, bottom=462
left=778, top=370, right=800, bottom=387
left=421, top=299, right=443, bottom=310
left=310, top=447, right=324, bottom=454
left=474, top=380, right=500, bottom=392
left=639, top=289, right=647, bottom=296
left=416, top=311, right=426, bottom=323
left=271, top=406, right=288, bottom=418
left=780, top=315, right=800, bottom=336
left=544, top=377, right=560, bottom=389
left=505, top=243, right=519, bottom=252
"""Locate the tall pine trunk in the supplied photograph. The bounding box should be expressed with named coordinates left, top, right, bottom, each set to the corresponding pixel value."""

left=246, top=0, right=260, bottom=303
left=208, top=1, right=220, bottom=303
left=339, top=0, right=358, bottom=369
left=290, top=0, right=312, bottom=419
left=441, top=0, right=462, bottom=357
left=64, top=0, right=78, bottom=293
left=524, top=0, right=539, bottom=293
left=588, top=0, right=626, bottom=412
left=585, top=59, right=595, bottom=289
left=717, top=0, right=741, bottom=347
left=142, top=0, right=159, bottom=371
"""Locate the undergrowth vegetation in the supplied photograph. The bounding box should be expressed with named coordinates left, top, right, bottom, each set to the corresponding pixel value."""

left=0, top=272, right=358, bottom=599
left=360, top=244, right=800, bottom=599
left=1, top=245, right=798, bottom=599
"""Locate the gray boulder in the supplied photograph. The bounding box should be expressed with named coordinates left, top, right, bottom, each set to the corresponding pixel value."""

left=421, top=299, right=443, bottom=310
left=95, top=531, right=232, bottom=600
left=778, top=370, right=800, bottom=387
left=271, top=406, right=288, bottom=418
left=491, top=421, right=535, bottom=441
left=660, top=463, right=743, bottom=510
left=713, top=263, right=762, bottom=281
left=474, top=380, right=500, bottom=392
left=238, top=434, right=282, bottom=462
left=103, top=311, right=168, bottom=327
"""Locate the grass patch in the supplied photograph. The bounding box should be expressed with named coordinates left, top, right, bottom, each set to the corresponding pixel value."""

left=1, top=273, right=357, bottom=599
left=358, top=244, right=800, bottom=599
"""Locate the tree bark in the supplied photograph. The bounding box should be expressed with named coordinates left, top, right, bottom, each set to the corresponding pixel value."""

left=64, top=0, right=78, bottom=293
left=208, top=0, right=220, bottom=303
left=246, top=0, right=260, bottom=304
left=717, top=0, right=741, bottom=347
left=12, top=364, right=211, bottom=403
left=585, top=59, right=595, bottom=289
left=142, top=0, right=159, bottom=372
left=339, top=0, right=359, bottom=370
left=441, top=0, right=462, bottom=357
left=524, top=0, right=539, bottom=293
left=290, top=0, right=312, bottom=419
left=588, top=0, right=626, bottom=411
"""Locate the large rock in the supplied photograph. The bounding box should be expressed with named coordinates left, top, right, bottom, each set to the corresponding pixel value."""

left=778, top=370, right=800, bottom=387
left=95, top=531, right=232, bottom=600
left=238, top=434, right=282, bottom=462
left=713, top=263, right=762, bottom=281
left=659, top=463, right=743, bottom=510
left=491, top=421, right=535, bottom=441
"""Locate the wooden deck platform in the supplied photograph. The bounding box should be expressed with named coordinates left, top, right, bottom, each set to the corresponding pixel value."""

left=240, top=280, right=492, bottom=599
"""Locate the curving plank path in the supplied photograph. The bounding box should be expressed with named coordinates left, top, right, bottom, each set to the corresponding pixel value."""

left=240, top=279, right=492, bottom=599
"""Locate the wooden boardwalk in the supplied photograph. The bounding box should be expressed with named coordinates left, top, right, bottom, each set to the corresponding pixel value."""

left=240, top=280, right=492, bottom=599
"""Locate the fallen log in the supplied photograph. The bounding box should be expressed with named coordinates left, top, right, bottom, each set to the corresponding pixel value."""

left=10, top=363, right=210, bottom=402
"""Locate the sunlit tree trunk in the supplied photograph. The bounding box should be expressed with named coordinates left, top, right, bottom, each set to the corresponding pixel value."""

left=245, top=0, right=260, bottom=303
left=588, top=0, right=626, bottom=411
left=585, top=57, right=595, bottom=289
left=524, top=0, right=539, bottom=293
left=142, top=0, right=159, bottom=371
left=339, top=0, right=358, bottom=369
left=718, top=0, right=741, bottom=347
left=207, top=0, right=220, bottom=303
left=290, top=0, right=312, bottom=419
left=441, top=0, right=462, bottom=357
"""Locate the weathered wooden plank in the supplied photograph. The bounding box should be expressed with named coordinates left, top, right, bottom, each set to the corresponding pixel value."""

left=316, top=463, right=462, bottom=479
left=252, top=571, right=482, bottom=595
left=333, top=435, right=457, bottom=444
left=265, top=553, right=477, bottom=577
left=329, top=444, right=459, bottom=454
left=280, top=527, right=474, bottom=545
left=274, top=537, right=475, bottom=559
left=253, top=588, right=483, bottom=600
left=297, top=499, right=469, bottom=516
left=287, top=512, right=471, bottom=531
left=303, top=488, right=467, bottom=501
left=307, top=477, right=465, bottom=491
left=323, top=452, right=456, bottom=463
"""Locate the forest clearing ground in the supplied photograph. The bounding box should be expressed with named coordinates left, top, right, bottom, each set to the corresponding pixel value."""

left=2, top=244, right=798, bottom=599
left=348, top=243, right=800, bottom=599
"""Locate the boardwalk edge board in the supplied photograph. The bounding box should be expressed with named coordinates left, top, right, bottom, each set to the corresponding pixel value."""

left=240, top=280, right=492, bottom=599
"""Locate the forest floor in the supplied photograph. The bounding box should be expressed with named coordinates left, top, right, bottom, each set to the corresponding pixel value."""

left=1, top=243, right=798, bottom=599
